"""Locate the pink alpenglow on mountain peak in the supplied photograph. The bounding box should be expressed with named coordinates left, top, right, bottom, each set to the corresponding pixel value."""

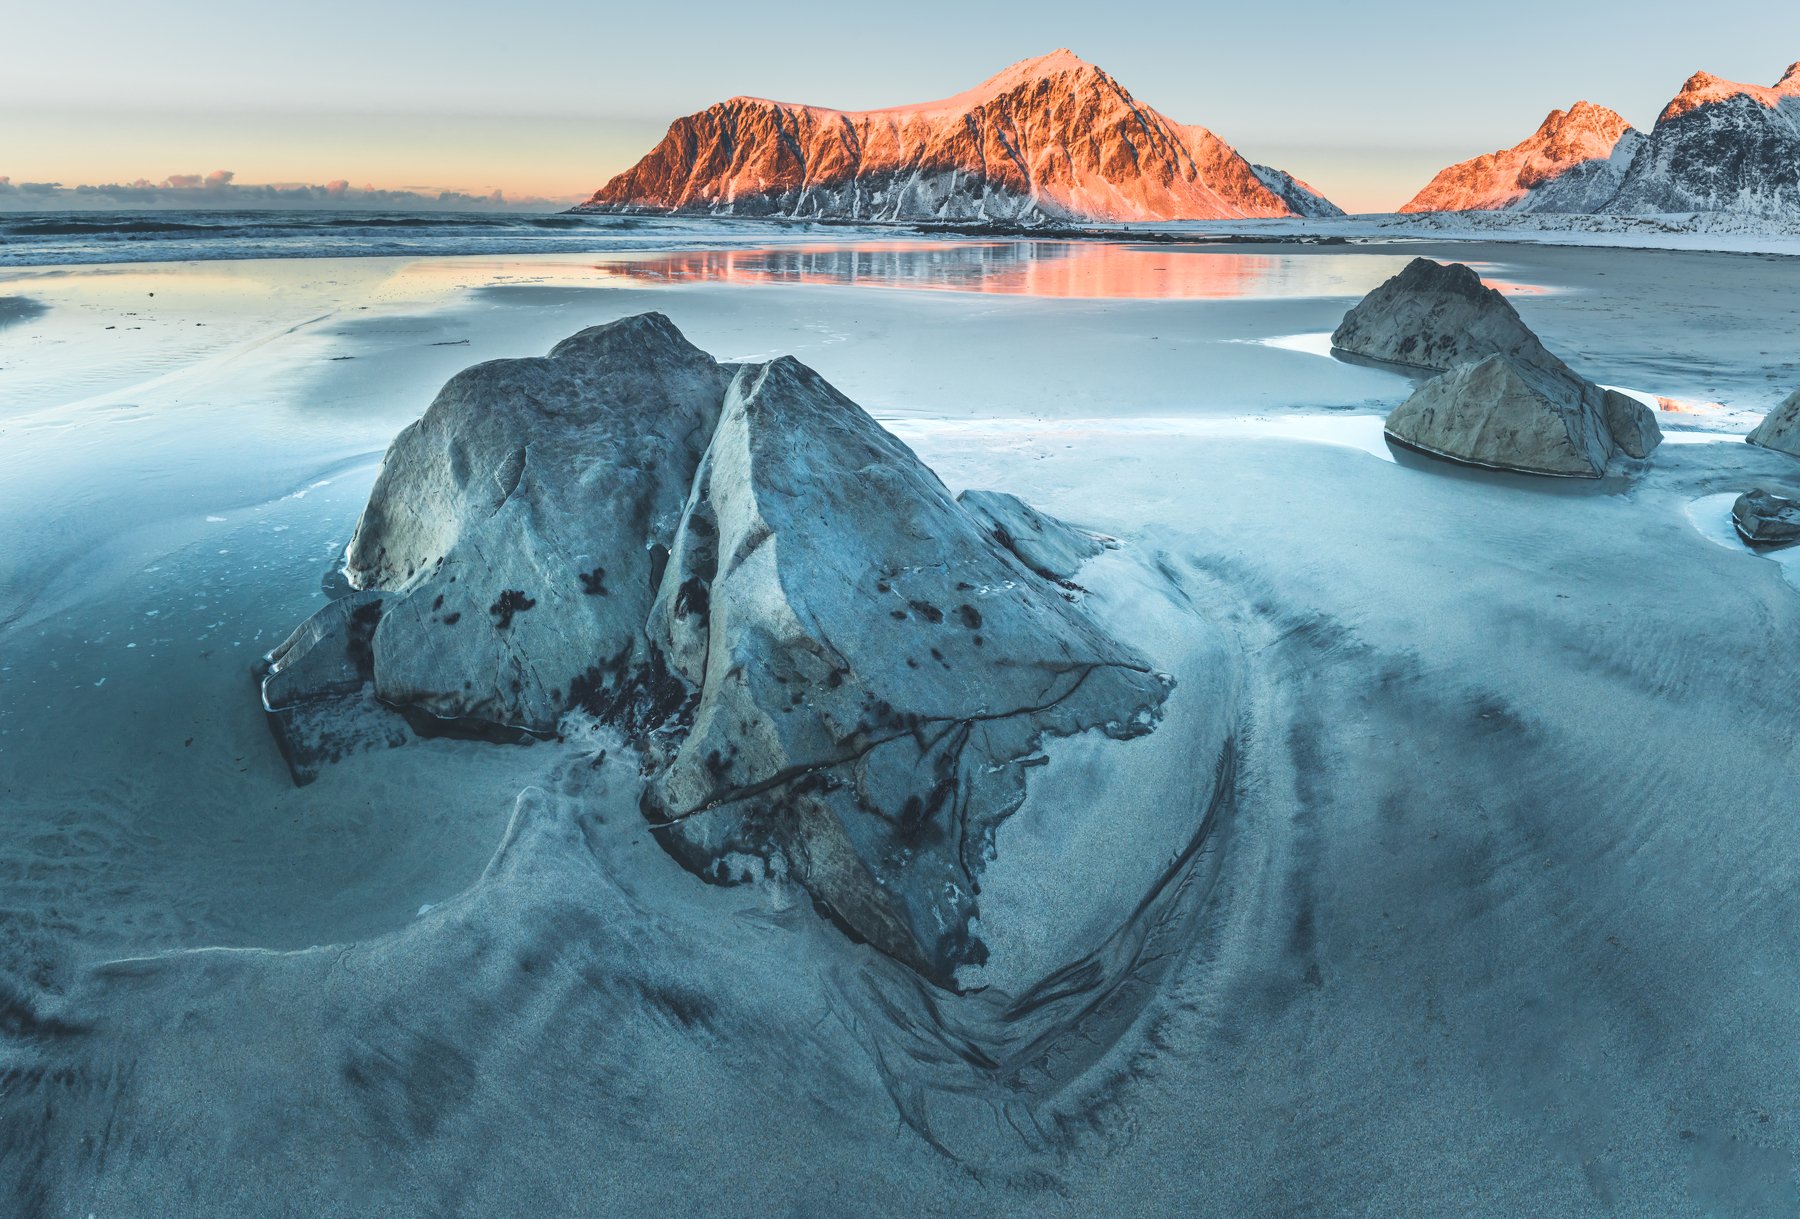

left=577, top=50, right=1342, bottom=223
left=1400, top=101, right=1636, bottom=213
left=1658, top=63, right=1800, bottom=123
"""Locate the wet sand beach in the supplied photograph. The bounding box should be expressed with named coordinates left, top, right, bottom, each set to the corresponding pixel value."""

left=3, top=234, right=1799, bottom=1215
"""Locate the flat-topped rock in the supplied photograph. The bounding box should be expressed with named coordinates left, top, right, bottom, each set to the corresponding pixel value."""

left=1748, top=387, right=1800, bottom=459
left=1733, top=488, right=1800, bottom=546
left=262, top=314, right=1226, bottom=989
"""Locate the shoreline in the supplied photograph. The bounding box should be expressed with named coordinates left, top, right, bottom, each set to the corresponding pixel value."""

left=4, top=208, right=1800, bottom=271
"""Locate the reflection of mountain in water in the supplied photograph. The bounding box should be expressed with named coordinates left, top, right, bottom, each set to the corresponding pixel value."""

left=617, top=242, right=1428, bottom=301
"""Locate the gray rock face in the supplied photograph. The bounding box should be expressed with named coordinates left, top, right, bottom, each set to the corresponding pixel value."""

left=342, top=313, right=733, bottom=734
left=1748, top=387, right=1800, bottom=458
left=1732, top=489, right=1800, bottom=546
left=1384, top=355, right=1619, bottom=477
left=259, top=590, right=409, bottom=783
left=640, top=358, right=1167, bottom=981
left=956, top=488, right=1111, bottom=583
left=262, top=314, right=1179, bottom=986
left=1335, top=258, right=1661, bottom=477
left=1332, top=257, right=1565, bottom=376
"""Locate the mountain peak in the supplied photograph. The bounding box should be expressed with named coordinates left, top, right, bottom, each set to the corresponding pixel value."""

left=981, top=49, right=1103, bottom=87
left=579, top=53, right=1333, bottom=223
left=1535, top=101, right=1630, bottom=142
left=1661, top=63, right=1800, bottom=123
left=1409, top=59, right=1800, bottom=219
left=724, top=49, right=1113, bottom=119
left=1401, top=101, right=1634, bottom=213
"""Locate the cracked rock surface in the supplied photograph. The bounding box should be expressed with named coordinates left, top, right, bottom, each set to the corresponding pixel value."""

left=261, top=314, right=1181, bottom=985
left=1333, top=258, right=1661, bottom=477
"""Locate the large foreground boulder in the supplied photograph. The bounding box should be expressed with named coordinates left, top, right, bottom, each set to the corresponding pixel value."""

left=261, top=314, right=1188, bottom=987
left=1334, top=258, right=1660, bottom=477
left=1732, top=489, right=1800, bottom=546
left=1747, top=387, right=1800, bottom=459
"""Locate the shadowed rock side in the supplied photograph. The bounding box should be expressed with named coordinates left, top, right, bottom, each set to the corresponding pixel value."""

left=1733, top=489, right=1800, bottom=546
left=1747, top=386, right=1800, bottom=458
left=1333, top=258, right=1660, bottom=477
left=260, top=314, right=1186, bottom=986
left=575, top=50, right=1329, bottom=223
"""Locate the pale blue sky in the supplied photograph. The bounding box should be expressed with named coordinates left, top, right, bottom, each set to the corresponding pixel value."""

left=4, top=0, right=1797, bottom=211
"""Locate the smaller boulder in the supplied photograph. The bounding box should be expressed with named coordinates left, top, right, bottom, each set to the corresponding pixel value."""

left=1747, top=388, right=1800, bottom=459
left=1385, top=354, right=1622, bottom=478
left=1732, top=488, right=1800, bottom=547
left=1603, top=388, right=1661, bottom=460
left=1331, top=257, right=1562, bottom=376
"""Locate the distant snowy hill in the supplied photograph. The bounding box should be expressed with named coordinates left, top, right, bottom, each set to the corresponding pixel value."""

left=576, top=50, right=1341, bottom=223
left=1405, top=62, right=1800, bottom=221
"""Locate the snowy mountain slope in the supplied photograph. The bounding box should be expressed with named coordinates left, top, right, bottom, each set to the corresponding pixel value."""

left=1400, top=102, right=1637, bottom=213
left=1405, top=62, right=1800, bottom=220
left=1250, top=164, right=1346, bottom=218
left=1604, top=66, right=1800, bottom=217
left=576, top=50, right=1339, bottom=223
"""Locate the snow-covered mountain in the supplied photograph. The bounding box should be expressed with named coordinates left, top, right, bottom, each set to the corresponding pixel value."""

left=1603, top=65, right=1800, bottom=216
left=576, top=50, right=1339, bottom=223
left=1400, top=102, right=1638, bottom=213
left=1405, top=62, right=1800, bottom=220
left=1250, top=164, right=1345, bottom=218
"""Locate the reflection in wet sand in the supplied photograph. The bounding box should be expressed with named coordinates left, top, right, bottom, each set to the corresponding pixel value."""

left=614, top=242, right=1435, bottom=300
left=883, top=411, right=1399, bottom=463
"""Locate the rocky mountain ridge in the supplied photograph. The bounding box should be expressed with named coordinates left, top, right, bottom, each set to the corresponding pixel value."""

left=576, top=50, right=1338, bottom=223
left=1405, top=61, right=1800, bottom=219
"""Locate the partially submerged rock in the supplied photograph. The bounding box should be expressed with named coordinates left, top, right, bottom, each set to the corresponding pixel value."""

left=1732, top=488, right=1800, bottom=546
left=1747, top=387, right=1800, bottom=459
left=263, top=314, right=1194, bottom=987
left=1334, top=258, right=1660, bottom=477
